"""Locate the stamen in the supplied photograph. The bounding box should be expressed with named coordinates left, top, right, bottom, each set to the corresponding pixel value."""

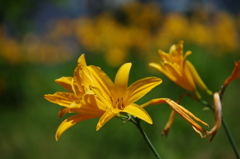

left=119, top=98, right=124, bottom=109
left=115, top=98, right=119, bottom=109
left=110, top=97, right=113, bottom=104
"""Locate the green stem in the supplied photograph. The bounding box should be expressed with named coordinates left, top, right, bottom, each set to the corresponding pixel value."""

left=222, top=118, right=240, bottom=159
left=131, top=117, right=161, bottom=159
left=199, top=99, right=240, bottom=159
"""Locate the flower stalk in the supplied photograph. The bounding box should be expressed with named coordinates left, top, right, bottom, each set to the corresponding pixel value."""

left=199, top=99, right=240, bottom=159
left=129, top=117, right=161, bottom=159
left=222, top=118, right=240, bottom=159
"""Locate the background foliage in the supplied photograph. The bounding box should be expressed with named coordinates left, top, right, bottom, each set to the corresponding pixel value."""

left=0, top=0, right=240, bottom=159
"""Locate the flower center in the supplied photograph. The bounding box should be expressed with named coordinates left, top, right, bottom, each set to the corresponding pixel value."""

left=110, top=97, right=124, bottom=110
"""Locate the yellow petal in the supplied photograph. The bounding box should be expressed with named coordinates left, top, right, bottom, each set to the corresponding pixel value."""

left=90, top=86, right=112, bottom=109
left=55, top=77, right=74, bottom=93
left=167, top=99, right=208, bottom=126
left=114, top=63, right=132, bottom=97
left=77, top=54, right=87, bottom=65
left=81, top=65, right=95, bottom=90
left=69, top=95, right=105, bottom=116
left=150, top=62, right=194, bottom=92
left=187, top=61, right=212, bottom=95
left=82, top=93, right=107, bottom=111
left=88, top=65, right=116, bottom=101
left=75, top=54, right=95, bottom=92
left=180, top=54, right=197, bottom=93
left=158, top=50, right=171, bottom=61
left=164, top=98, right=209, bottom=130
left=96, top=109, right=120, bottom=131
left=73, top=64, right=85, bottom=94
left=55, top=114, right=99, bottom=141
left=169, top=41, right=183, bottom=57
left=70, top=77, right=82, bottom=96
left=149, top=62, right=178, bottom=82
left=44, top=92, right=80, bottom=107
left=122, top=104, right=153, bottom=124
left=140, top=98, right=208, bottom=136
left=140, top=98, right=167, bottom=108
left=127, top=77, right=162, bottom=104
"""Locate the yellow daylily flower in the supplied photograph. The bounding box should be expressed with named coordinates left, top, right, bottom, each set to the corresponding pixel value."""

left=87, top=63, right=162, bottom=131
left=45, top=54, right=162, bottom=141
left=45, top=54, right=106, bottom=141
left=149, top=41, right=212, bottom=98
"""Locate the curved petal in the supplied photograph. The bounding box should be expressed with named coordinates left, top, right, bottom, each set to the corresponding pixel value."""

left=126, top=77, right=162, bottom=104
left=122, top=104, right=152, bottom=124
left=75, top=54, right=96, bottom=93
left=55, top=77, right=74, bottom=93
left=69, top=95, right=105, bottom=116
left=55, top=114, right=99, bottom=141
left=163, top=62, right=182, bottom=77
left=82, top=93, right=107, bottom=111
left=170, top=41, right=183, bottom=57
left=81, top=65, right=94, bottom=90
left=150, top=61, right=196, bottom=93
left=164, top=98, right=209, bottom=128
left=158, top=50, right=171, bottom=61
left=90, top=86, right=112, bottom=109
left=149, top=62, right=179, bottom=82
left=44, top=92, right=80, bottom=107
left=114, top=63, right=132, bottom=97
left=88, top=65, right=115, bottom=101
left=187, top=61, right=212, bottom=95
left=181, top=52, right=196, bottom=92
left=58, top=107, right=70, bottom=118
left=73, top=64, right=84, bottom=94
left=96, top=109, right=120, bottom=131
left=77, top=54, right=87, bottom=65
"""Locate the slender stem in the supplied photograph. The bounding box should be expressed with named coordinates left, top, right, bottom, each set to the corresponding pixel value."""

left=199, top=99, right=240, bottom=159
left=222, top=118, right=240, bottom=159
left=130, top=117, right=161, bottom=159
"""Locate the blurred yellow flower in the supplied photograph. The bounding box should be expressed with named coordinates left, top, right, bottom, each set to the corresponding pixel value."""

left=149, top=41, right=212, bottom=98
left=105, top=47, right=127, bottom=67
left=45, top=54, right=162, bottom=140
left=213, top=12, right=239, bottom=52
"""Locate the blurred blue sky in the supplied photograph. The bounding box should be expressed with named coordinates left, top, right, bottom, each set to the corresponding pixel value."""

left=2, top=0, right=239, bottom=34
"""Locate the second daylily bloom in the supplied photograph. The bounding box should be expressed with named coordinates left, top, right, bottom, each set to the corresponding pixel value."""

left=149, top=41, right=212, bottom=98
